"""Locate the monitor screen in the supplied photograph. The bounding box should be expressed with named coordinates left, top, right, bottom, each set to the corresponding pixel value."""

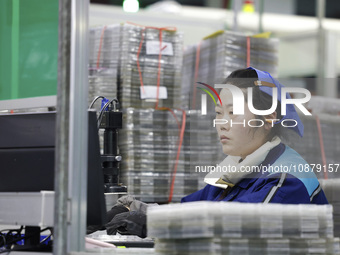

left=0, top=111, right=106, bottom=226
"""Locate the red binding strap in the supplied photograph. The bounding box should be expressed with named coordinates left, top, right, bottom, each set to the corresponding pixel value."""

left=96, top=26, right=107, bottom=69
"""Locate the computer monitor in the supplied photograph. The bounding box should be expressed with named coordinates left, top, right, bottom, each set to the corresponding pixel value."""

left=0, top=111, right=106, bottom=226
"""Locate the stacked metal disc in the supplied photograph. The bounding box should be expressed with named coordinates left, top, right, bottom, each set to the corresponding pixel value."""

left=154, top=238, right=340, bottom=255
left=119, top=108, right=182, bottom=203
left=181, top=44, right=197, bottom=110
left=320, top=179, right=340, bottom=238
left=306, top=96, right=340, bottom=116
left=118, top=109, right=224, bottom=203
left=299, top=96, right=340, bottom=180
left=119, top=23, right=183, bottom=109
left=88, top=25, right=120, bottom=111
left=181, top=31, right=279, bottom=110
left=182, top=110, right=225, bottom=191
left=147, top=202, right=340, bottom=254
left=282, top=114, right=340, bottom=180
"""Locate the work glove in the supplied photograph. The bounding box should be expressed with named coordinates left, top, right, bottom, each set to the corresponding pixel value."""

left=107, top=204, right=130, bottom=222
left=115, top=195, right=152, bottom=214
left=105, top=211, right=147, bottom=238
left=86, top=204, right=129, bottom=234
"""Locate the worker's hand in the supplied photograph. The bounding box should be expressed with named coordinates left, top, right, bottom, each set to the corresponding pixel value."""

left=105, top=211, right=147, bottom=238
left=86, top=204, right=129, bottom=235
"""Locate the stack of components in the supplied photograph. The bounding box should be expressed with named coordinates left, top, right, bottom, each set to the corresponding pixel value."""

left=119, top=23, right=183, bottom=109
left=182, top=110, right=225, bottom=191
left=273, top=112, right=340, bottom=239
left=181, top=31, right=279, bottom=110
left=320, top=179, right=340, bottom=238
left=89, top=22, right=184, bottom=109
left=181, top=44, right=197, bottom=110
left=88, top=23, right=192, bottom=202
left=154, top=238, right=340, bottom=255
left=119, top=108, right=183, bottom=203
left=88, top=25, right=120, bottom=111
left=306, top=96, right=340, bottom=116
left=296, top=96, right=340, bottom=178
left=283, top=114, right=340, bottom=179
left=147, top=201, right=340, bottom=254
left=119, top=109, right=223, bottom=203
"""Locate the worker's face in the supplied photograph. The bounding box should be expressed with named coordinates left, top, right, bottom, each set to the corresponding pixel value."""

left=215, top=88, right=269, bottom=159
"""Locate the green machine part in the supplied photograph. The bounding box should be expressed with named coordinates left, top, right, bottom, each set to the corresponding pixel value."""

left=0, top=0, right=58, bottom=100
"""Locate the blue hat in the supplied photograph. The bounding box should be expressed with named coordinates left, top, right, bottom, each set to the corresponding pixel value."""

left=247, top=67, right=304, bottom=137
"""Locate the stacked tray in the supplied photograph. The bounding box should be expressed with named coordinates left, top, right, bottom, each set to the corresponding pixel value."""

left=147, top=202, right=334, bottom=239
left=89, top=24, right=121, bottom=69
left=282, top=114, right=340, bottom=179
left=119, top=109, right=223, bottom=202
left=88, top=25, right=120, bottom=110
left=147, top=202, right=340, bottom=255
left=306, top=95, right=340, bottom=115
left=155, top=238, right=220, bottom=255
left=320, top=179, right=340, bottom=238
left=119, top=108, right=184, bottom=203
left=119, top=23, right=183, bottom=109
left=182, top=110, right=225, bottom=191
left=88, top=68, right=118, bottom=111
left=181, top=44, right=197, bottom=110
left=154, top=237, right=340, bottom=255
left=181, top=31, right=279, bottom=111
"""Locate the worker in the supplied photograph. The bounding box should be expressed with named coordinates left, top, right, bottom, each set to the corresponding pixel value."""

left=101, top=67, right=328, bottom=238
left=182, top=67, right=328, bottom=204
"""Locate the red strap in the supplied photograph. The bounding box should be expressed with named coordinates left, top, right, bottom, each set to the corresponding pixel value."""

left=156, top=107, right=181, bottom=130
left=168, top=109, right=186, bottom=203
left=154, top=106, right=185, bottom=203
left=315, top=115, right=328, bottom=179
left=246, top=36, right=251, bottom=67
left=191, top=42, right=201, bottom=109
left=96, top=26, right=107, bottom=69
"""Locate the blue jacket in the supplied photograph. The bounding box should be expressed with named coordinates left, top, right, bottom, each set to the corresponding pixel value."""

left=182, top=143, right=328, bottom=204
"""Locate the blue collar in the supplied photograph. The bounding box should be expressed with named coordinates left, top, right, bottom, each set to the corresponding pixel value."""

left=236, top=143, right=286, bottom=189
